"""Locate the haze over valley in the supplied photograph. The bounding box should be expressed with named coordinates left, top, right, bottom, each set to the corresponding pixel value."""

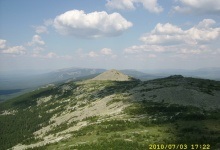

left=1, top=67, right=220, bottom=102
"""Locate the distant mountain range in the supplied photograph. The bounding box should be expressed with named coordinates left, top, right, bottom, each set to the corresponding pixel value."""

left=0, top=67, right=219, bottom=101
left=142, top=67, right=220, bottom=80
left=0, top=68, right=105, bottom=89
left=0, top=68, right=105, bottom=101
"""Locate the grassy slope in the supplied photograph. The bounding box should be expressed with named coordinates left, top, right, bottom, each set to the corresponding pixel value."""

left=0, top=76, right=220, bottom=150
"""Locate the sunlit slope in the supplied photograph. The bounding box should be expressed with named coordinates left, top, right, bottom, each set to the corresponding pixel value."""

left=0, top=74, right=220, bottom=150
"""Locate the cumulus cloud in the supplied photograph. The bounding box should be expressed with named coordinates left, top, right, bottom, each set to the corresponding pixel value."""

left=28, top=35, right=45, bottom=46
left=140, top=19, right=220, bottom=45
left=197, top=19, right=216, bottom=28
left=33, top=26, right=48, bottom=34
left=106, top=0, right=163, bottom=13
left=2, top=46, right=26, bottom=55
left=45, top=52, right=57, bottom=58
left=140, top=0, right=163, bottom=13
left=124, top=44, right=211, bottom=56
left=173, top=0, right=220, bottom=14
left=0, top=39, right=7, bottom=49
left=140, top=34, right=184, bottom=45
left=125, top=19, right=220, bottom=56
left=140, top=23, right=186, bottom=45
left=87, top=48, right=116, bottom=58
left=53, top=10, right=133, bottom=38
left=100, top=48, right=113, bottom=55
left=124, top=45, right=165, bottom=53
left=106, top=0, right=135, bottom=10
left=152, top=23, right=183, bottom=34
left=88, top=51, right=99, bottom=57
left=187, top=27, right=220, bottom=42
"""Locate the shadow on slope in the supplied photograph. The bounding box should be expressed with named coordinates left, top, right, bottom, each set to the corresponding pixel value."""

left=93, top=80, right=140, bottom=99
left=125, top=75, right=220, bottom=148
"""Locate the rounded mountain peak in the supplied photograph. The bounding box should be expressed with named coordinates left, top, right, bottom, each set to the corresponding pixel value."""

left=92, top=69, right=135, bottom=81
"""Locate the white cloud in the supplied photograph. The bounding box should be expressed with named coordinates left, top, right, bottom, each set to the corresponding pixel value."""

left=173, top=0, right=220, bottom=14
left=0, top=39, right=7, bottom=49
left=139, top=0, right=163, bottom=13
left=33, top=47, right=44, bottom=54
left=106, top=0, right=163, bottom=13
left=140, top=19, right=220, bottom=45
left=140, top=34, right=185, bottom=45
left=179, top=48, right=201, bottom=55
left=124, top=44, right=212, bottom=56
left=28, top=35, right=45, bottom=46
left=125, top=19, right=220, bottom=57
left=100, top=48, right=113, bottom=55
left=53, top=10, right=133, bottom=38
left=2, top=46, right=26, bottom=55
left=140, top=23, right=185, bottom=45
left=88, top=51, right=99, bottom=57
left=152, top=23, right=183, bottom=34
left=31, top=52, right=72, bottom=60
left=124, top=45, right=165, bottom=53
left=187, top=26, right=220, bottom=42
left=197, top=19, right=216, bottom=28
left=106, top=0, right=135, bottom=10
left=87, top=48, right=116, bottom=58
left=34, top=26, right=48, bottom=34
left=45, top=52, right=57, bottom=58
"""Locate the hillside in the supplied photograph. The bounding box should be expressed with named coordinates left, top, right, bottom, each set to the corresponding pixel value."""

left=91, top=69, right=135, bottom=81
left=0, top=73, right=220, bottom=149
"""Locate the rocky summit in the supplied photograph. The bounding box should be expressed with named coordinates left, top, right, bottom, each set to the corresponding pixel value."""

left=91, top=69, right=135, bottom=81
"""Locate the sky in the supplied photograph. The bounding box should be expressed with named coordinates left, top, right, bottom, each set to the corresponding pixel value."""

left=0, top=0, right=220, bottom=72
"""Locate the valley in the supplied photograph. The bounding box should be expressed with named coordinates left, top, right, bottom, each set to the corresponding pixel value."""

left=0, top=70, right=220, bottom=150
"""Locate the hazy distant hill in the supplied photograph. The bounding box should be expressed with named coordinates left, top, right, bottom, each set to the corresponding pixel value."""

left=0, top=70, right=220, bottom=149
left=120, top=69, right=163, bottom=80
left=1, top=67, right=219, bottom=101
left=0, top=68, right=105, bottom=101
left=0, top=68, right=161, bottom=101
left=142, top=67, right=220, bottom=80
left=0, top=68, right=105, bottom=89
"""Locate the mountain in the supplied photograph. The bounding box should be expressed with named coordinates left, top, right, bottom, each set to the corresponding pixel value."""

left=0, top=67, right=106, bottom=90
left=1, top=67, right=219, bottom=96
left=45, top=67, right=106, bottom=81
left=1, top=72, right=220, bottom=149
left=190, top=67, right=220, bottom=80
left=92, top=69, right=136, bottom=81
left=0, top=68, right=106, bottom=101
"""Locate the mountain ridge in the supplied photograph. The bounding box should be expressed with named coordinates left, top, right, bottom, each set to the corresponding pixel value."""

left=1, top=74, right=220, bottom=149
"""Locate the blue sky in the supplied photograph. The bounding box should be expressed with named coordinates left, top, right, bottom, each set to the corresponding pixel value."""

left=0, top=0, right=220, bottom=72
